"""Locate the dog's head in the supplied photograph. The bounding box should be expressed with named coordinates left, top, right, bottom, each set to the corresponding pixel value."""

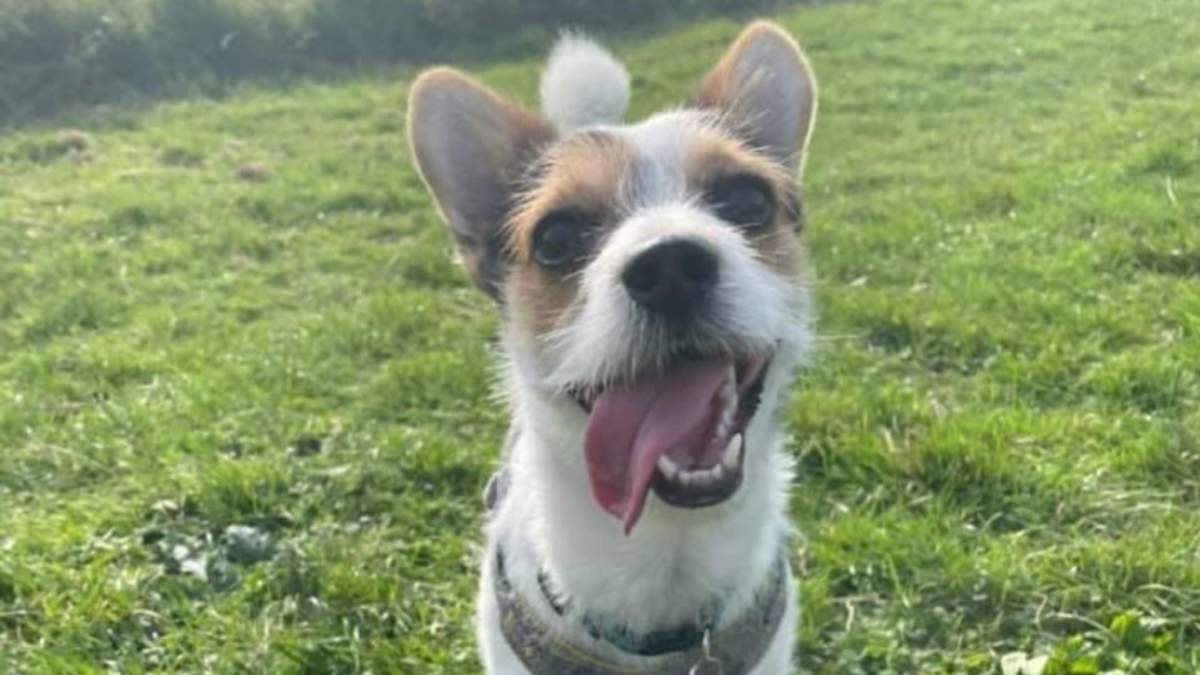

left=409, top=22, right=817, bottom=534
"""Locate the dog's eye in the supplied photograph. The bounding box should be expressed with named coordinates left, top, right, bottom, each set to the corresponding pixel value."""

left=533, top=210, right=590, bottom=269
left=706, top=175, right=775, bottom=229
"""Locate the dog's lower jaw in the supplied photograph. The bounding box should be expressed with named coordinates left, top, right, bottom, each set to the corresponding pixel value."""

left=476, top=364, right=798, bottom=673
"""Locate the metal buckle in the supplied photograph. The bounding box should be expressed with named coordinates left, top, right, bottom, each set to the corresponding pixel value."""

left=688, top=629, right=723, bottom=675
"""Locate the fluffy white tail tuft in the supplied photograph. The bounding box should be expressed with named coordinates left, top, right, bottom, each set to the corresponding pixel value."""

left=540, top=33, right=630, bottom=133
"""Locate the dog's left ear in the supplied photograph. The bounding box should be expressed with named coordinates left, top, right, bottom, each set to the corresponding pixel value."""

left=408, top=67, right=554, bottom=300
left=696, top=21, right=818, bottom=171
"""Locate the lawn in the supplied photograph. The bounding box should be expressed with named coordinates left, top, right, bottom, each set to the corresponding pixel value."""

left=1, top=0, right=1198, bottom=672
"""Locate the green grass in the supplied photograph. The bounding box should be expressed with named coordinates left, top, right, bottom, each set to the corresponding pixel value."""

left=0, top=0, right=783, bottom=125
left=2, top=0, right=1198, bottom=672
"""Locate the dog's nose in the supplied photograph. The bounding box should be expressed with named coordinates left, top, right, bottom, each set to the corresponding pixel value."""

left=622, top=238, right=719, bottom=317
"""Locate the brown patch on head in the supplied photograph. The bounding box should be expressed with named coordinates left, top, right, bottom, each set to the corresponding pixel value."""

left=685, top=132, right=804, bottom=276
left=505, top=131, right=635, bottom=336
left=506, top=132, right=632, bottom=262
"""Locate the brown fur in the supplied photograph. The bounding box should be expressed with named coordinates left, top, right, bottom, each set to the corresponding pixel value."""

left=505, top=131, right=633, bottom=263
left=505, top=132, right=634, bottom=336
left=504, top=124, right=808, bottom=337
left=694, top=21, right=818, bottom=172
left=684, top=134, right=803, bottom=277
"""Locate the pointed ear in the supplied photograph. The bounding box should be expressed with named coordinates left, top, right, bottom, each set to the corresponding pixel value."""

left=407, top=67, right=554, bottom=299
left=695, top=21, right=817, bottom=171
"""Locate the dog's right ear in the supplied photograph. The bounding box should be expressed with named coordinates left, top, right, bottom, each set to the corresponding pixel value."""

left=407, top=68, right=554, bottom=300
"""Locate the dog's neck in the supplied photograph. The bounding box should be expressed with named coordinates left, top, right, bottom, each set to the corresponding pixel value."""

left=495, top=376, right=794, bottom=634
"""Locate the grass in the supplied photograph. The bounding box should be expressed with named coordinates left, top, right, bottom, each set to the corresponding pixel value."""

left=1, top=0, right=1198, bottom=672
left=0, top=0, right=784, bottom=126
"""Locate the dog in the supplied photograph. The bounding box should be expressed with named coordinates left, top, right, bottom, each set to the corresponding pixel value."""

left=407, top=20, right=817, bottom=674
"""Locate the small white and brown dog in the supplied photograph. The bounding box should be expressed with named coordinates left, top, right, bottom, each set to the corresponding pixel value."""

left=408, top=20, right=818, bottom=675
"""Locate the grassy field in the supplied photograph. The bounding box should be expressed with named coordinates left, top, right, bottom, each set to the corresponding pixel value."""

left=0, top=0, right=783, bottom=125
left=2, top=0, right=1199, bottom=672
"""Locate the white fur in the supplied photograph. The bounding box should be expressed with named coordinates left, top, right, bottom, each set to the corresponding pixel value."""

left=531, top=111, right=813, bottom=392
left=406, top=25, right=822, bottom=674
left=543, top=200, right=805, bottom=390
left=479, top=348, right=806, bottom=673
left=480, top=109, right=814, bottom=674
left=540, top=34, right=631, bottom=132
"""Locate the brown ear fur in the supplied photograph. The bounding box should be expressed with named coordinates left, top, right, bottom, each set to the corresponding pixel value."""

left=695, top=21, right=817, bottom=170
left=407, top=67, right=554, bottom=299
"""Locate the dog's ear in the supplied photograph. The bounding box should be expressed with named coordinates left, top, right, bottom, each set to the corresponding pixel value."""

left=695, top=21, right=817, bottom=171
left=408, top=67, right=554, bottom=299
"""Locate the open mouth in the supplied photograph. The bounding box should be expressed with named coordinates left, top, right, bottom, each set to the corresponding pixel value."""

left=569, top=351, right=772, bottom=535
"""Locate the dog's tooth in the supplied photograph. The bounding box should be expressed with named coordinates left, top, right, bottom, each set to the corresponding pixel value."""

left=721, top=433, right=743, bottom=470
left=705, top=465, right=725, bottom=484
left=657, top=455, right=680, bottom=480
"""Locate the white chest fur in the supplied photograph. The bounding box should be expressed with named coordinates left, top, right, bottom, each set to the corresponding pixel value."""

left=474, top=416, right=799, bottom=674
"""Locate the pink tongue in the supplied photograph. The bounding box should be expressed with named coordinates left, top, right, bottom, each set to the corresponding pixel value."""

left=583, top=359, right=732, bottom=535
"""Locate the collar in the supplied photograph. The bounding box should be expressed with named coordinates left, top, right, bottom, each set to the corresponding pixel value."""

left=493, top=542, right=789, bottom=675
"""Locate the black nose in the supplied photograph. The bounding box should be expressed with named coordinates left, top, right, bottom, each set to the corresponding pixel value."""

left=622, top=238, right=719, bottom=318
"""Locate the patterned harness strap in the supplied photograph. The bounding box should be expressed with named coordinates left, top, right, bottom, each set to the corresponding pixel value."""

left=492, top=544, right=789, bottom=675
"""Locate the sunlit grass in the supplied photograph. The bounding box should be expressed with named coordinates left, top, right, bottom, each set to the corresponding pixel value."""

left=2, top=0, right=1198, bottom=672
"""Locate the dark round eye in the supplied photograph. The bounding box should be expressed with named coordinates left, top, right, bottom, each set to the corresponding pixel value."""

left=706, top=174, right=776, bottom=229
left=532, top=211, right=590, bottom=269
